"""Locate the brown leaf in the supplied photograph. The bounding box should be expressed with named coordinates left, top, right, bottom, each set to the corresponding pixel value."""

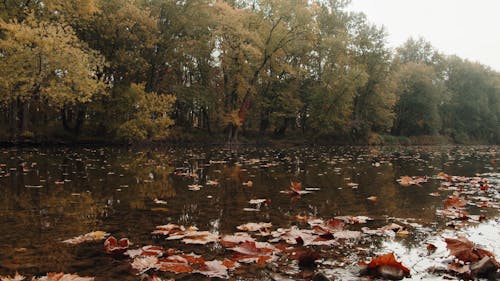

left=32, top=273, right=94, bottom=281
left=445, top=236, right=497, bottom=264
left=360, top=252, right=410, bottom=280
left=195, top=260, right=229, bottom=278
left=444, top=196, right=467, bottom=209
left=231, top=241, right=277, bottom=265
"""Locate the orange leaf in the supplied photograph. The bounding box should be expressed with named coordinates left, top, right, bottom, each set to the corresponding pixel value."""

left=361, top=252, right=410, bottom=279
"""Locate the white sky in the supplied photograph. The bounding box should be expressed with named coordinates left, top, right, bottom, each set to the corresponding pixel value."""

left=348, top=0, right=500, bottom=71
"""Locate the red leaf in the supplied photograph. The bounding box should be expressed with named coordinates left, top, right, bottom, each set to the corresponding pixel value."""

left=290, top=181, right=302, bottom=192
left=104, top=236, right=130, bottom=255
left=361, top=252, right=410, bottom=280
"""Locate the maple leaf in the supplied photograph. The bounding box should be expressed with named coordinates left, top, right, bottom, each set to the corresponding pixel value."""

left=220, top=232, right=255, bottom=248
left=360, top=253, right=410, bottom=280
left=104, top=236, right=130, bottom=255
left=230, top=241, right=277, bottom=265
left=445, top=236, right=497, bottom=263
left=195, top=260, right=229, bottom=278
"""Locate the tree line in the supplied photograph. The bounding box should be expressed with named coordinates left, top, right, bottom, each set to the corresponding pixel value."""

left=0, top=0, right=498, bottom=144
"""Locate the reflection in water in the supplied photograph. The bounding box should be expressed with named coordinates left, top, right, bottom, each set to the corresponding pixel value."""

left=0, top=146, right=497, bottom=280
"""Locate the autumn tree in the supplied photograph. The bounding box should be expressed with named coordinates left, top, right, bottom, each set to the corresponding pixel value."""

left=0, top=14, right=106, bottom=138
left=349, top=14, right=397, bottom=141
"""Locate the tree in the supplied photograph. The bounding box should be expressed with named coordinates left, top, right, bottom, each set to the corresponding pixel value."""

left=349, top=14, right=397, bottom=140
left=442, top=56, right=500, bottom=143
left=0, top=14, right=106, bottom=137
left=393, top=63, right=445, bottom=136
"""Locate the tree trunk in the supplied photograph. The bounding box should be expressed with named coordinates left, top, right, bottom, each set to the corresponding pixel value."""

left=9, top=99, right=17, bottom=138
left=21, top=101, right=30, bottom=134
left=61, top=105, right=85, bottom=137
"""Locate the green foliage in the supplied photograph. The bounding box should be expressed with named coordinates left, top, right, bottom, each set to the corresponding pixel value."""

left=115, top=84, right=176, bottom=142
left=393, top=63, right=445, bottom=136
left=0, top=0, right=497, bottom=144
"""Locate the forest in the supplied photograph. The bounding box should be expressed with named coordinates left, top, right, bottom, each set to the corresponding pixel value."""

left=0, top=0, right=499, bottom=144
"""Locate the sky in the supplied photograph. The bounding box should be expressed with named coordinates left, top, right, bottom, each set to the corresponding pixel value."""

left=347, top=0, right=500, bottom=71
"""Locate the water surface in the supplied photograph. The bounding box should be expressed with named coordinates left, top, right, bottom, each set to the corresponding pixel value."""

left=0, top=145, right=498, bottom=280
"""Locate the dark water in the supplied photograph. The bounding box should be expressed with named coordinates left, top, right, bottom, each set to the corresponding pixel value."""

left=0, top=145, right=498, bottom=280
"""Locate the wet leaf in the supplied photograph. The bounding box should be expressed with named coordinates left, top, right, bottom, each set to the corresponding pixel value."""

left=151, top=224, right=184, bottom=236
left=236, top=222, right=272, bottom=232
left=444, top=196, right=467, bottom=209
left=62, top=231, right=109, bottom=244
left=195, top=260, right=229, bottom=278
left=445, top=236, right=497, bottom=264
left=0, top=272, right=25, bottom=281
left=157, top=256, right=194, bottom=273
left=104, top=236, right=130, bottom=255
left=32, top=273, right=94, bottom=281
left=295, top=249, right=320, bottom=268
left=220, top=233, right=255, bottom=248
left=397, top=175, right=428, bottom=187
left=180, top=231, right=219, bottom=245
left=360, top=252, right=410, bottom=280
left=230, top=241, right=277, bottom=265
left=131, top=256, right=159, bottom=274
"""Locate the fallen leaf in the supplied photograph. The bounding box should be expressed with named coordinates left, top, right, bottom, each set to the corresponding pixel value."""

left=236, top=222, right=272, bottom=232
left=104, top=236, right=130, bottom=255
left=63, top=231, right=109, bottom=244
left=242, top=181, right=253, bottom=187
left=220, top=233, right=255, bottom=247
left=230, top=241, right=277, bottom=265
left=367, top=196, right=377, bottom=202
left=360, top=252, right=410, bottom=280
left=444, top=196, right=467, bottom=209
left=157, top=255, right=194, bottom=273
left=294, top=249, right=320, bottom=268
left=0, top=272, right=25, bottom=281
left=32, top=273, right=94, bottom=281
left=445, top=236, right=498, bottom=264
left=131, top=256, right=159, bottom=274
left=195, top=260, right=229, bottom=278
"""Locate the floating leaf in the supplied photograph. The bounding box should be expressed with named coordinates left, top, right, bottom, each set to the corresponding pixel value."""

left=195, top=260, right=229, bottom=278
left=32, top=273, right=94, bottom=281
left=104, top=236, right=130, bottom=255
left=230, top=241, right=277, bottom=265
left=236, top=222, right=272, bottom=232
left=131, top=256, right=159, bottom=274
left=360, top=252, right=410, bottom=280
left=220, top=233, right=255, bottom=248
left=0, top=272, right=25, bottom=281
left=63, top=231, right=109, bottom=244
